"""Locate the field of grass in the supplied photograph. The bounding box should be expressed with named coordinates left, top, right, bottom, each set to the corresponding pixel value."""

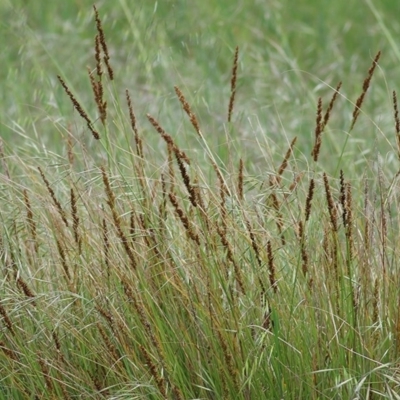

left=1, top=0, right=400, bottom=399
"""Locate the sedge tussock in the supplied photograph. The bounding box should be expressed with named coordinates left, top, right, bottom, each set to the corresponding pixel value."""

left=4, top=13, right=400, bottom=398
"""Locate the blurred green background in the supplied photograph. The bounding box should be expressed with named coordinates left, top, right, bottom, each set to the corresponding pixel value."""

left=1, top=0, right=400, bottom=173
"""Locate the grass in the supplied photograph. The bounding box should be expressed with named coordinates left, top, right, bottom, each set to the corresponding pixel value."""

left=1, top=1, right=400, bottom=398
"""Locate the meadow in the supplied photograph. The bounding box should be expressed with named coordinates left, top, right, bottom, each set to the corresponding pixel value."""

left=1, top=0, right=400, bottom=398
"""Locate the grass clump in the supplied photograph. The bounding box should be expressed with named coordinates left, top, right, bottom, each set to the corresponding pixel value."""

left=1, top=4, right=400, bottom=400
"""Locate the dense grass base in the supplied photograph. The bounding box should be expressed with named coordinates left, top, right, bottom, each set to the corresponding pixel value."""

left=1, top=2, right=400, bottom=399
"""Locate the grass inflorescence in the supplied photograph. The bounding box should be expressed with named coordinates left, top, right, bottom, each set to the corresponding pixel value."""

left=1, top=5, right=400, bottom=400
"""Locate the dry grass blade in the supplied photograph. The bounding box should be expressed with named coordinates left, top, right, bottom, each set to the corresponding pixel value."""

left=228, top=46, right=239, bottom=122
left=350, top=51, right=381, bottom=131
